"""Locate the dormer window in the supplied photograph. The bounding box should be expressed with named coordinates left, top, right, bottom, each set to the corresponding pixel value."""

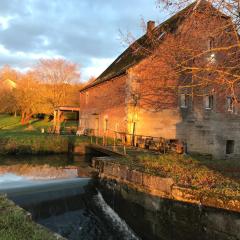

left=180, top=94, right=188, bottom=108
left=204, top=95, right=214, bottom=109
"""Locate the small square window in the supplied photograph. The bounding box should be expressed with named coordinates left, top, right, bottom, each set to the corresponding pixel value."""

left=205, top=95, right=213, bottom=109
left=180, top=94, right=188, bottom=108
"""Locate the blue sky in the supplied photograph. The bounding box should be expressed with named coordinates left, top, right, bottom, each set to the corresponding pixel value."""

left=0, top=0, right=168, bottom=81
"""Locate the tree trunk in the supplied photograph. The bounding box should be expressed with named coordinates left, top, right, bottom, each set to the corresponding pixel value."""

left=21, top=112, right=31, bottom=125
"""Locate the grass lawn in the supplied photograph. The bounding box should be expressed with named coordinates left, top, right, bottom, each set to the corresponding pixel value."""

left=0, top=195, right=60, bottom=240
left=114, top=152, right=240, bottom=198
left=0, top=114, right=52, bottom=132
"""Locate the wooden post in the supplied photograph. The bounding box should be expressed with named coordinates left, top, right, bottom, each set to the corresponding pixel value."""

left=53, top=110, right=57, bottom=132
left=123, top=145, right=126, bottom=155
left=56, top=110, right=61, bottom=134
left=132, top=122, right=136, bottom=146
left=163, top=139, right=166, bottom=154
left=113, top=134, right=116, bottom=151
left=105, top=130, right=108, bottom=146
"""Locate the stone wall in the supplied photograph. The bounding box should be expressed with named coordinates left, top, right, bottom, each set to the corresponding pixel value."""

left=93, top=157, right=240, bottom=212
left=93, top=157, right=240, bottom=240
left=177, top=104, right=240, bottom=159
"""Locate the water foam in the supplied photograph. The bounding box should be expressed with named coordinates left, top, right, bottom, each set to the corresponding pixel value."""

left=0, top=173, right=24, bottom=183
left=93, top=190, right=140, bottom=240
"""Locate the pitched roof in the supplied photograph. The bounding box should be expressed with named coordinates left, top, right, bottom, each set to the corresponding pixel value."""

left=80, top=1, right=220, bottom=92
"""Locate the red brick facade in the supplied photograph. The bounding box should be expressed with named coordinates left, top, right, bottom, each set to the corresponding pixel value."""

left=80, top=75, right=128, bottom=136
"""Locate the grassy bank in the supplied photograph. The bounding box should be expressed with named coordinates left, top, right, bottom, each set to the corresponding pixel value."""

left=0, top=114, right=90, bottom=155
left=0, top=195, right=60, bottom=240
left=0, top=131, right=90, bottom=155
left=113, top=153, right=240, bottom=198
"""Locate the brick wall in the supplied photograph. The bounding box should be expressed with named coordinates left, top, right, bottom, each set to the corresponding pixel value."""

left=79, top=75, right=128, bottom=136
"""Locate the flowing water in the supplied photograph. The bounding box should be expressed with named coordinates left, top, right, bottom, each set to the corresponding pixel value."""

left=0, top=154, right=140, bottom=240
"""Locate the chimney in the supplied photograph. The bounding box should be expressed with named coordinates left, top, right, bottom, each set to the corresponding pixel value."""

left=147, top=20, right=155, bottom=35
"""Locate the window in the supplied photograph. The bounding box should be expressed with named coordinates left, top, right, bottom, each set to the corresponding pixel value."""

left=227, top=96, right=234, bottom=112
left=208, top=37, right=214, bottom=50
left=180, top=94, right=188, bottom=108
left=226, top=140, right=234, bottom=154
left=86, top=92, right=89, bottom=104
left=205, top=95, right=214, bottom=109
left=95, top=118, right=99, bottom=132
left=104, top=118, right=108, bottom=131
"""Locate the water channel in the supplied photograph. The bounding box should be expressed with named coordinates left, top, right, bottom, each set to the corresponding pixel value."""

left=0, top=154, right=139, bottom=240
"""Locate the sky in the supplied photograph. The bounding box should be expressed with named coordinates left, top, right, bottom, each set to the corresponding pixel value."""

left=0, top=0, right=168, bottom=82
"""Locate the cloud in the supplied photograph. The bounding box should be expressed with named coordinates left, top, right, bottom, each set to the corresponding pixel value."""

left=0, top=0, right=166, bottom=81
left=82, top=57, right=115, bottom=81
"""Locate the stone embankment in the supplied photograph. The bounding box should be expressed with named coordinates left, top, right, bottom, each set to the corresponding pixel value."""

left=92, top=156, right=240, bottom=213
left=92, top=156, right=240, bottom=240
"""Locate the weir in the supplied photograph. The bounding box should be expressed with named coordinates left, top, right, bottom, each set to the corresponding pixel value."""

left=0, top=155, right=140, bottom=240
left=1, top=178, right=90, bottom=208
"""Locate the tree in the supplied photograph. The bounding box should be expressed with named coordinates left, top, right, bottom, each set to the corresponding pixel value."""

left=14, top=71, right=45, bottom=125
left=36, top=58, right=80, bottom=112
left=0, top=66, right=19, bottom=115
left=158, top=0, right=240, bottom=30
left=125, top=0, right=240, bottom=112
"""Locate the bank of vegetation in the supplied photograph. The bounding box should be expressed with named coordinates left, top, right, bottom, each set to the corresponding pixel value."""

left=112, top=153, right=240, bottom=199
left=0, top=195, right=61, bottom=240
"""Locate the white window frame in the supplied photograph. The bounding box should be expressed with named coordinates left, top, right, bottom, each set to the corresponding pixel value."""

left=208, top=37, right=214, bottom=50
left=227, top=96, right=234, bottom=112
left=180, top=94, right=188, bottom=108
left=204, top=95, right=213, bottom=110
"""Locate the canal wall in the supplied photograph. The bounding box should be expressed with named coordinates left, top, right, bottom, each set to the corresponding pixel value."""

left=93, top=157, right=240, bottom=240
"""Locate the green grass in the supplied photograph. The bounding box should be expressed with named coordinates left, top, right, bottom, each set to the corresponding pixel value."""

left=0, top=114, right=22, bottom=130
left=0, top=114, right=52, bottom=132
left=0, top=195, right=60, bottom=240
left=113, top=153, right=240, bottom=198
left=0, top=114, right=90, bottom=155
